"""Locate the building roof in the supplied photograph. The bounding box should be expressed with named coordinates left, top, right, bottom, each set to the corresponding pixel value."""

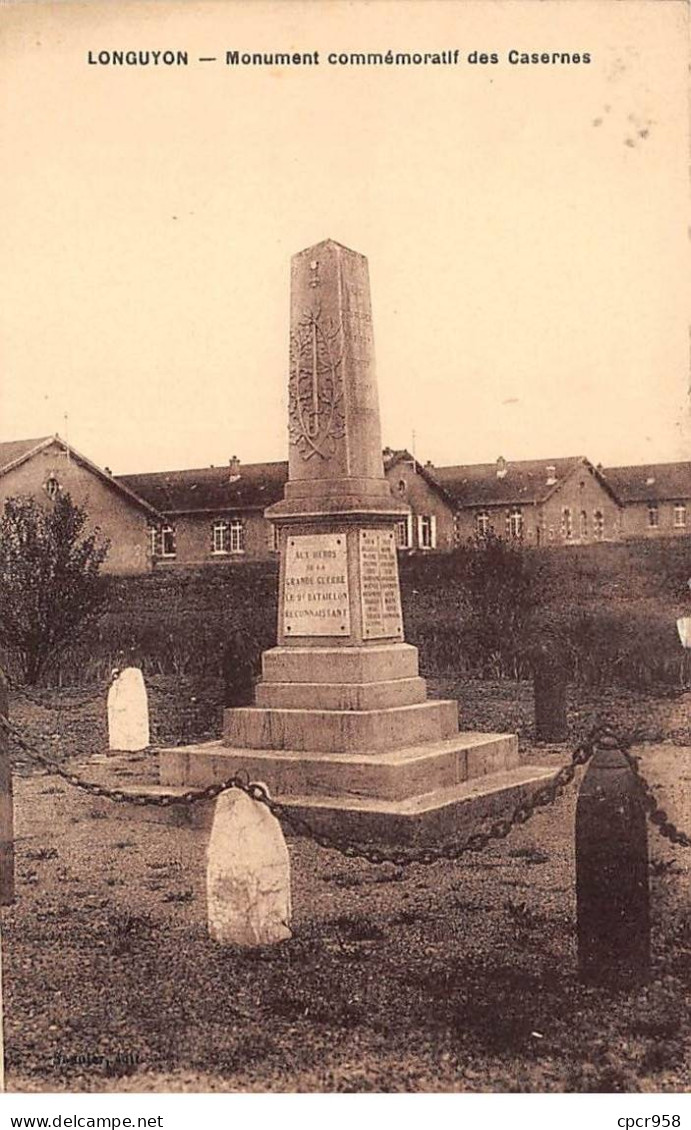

left=383, top=448, right=460, bottom=509
left=430, top=456, right=601, bottom=508
left=0, top=436, right=53, bottom=473
left=0, top=434, right=165, bottom=521
left=118, top=461, right=289, bottom=514
left=602, top=462, right=691, bottom=503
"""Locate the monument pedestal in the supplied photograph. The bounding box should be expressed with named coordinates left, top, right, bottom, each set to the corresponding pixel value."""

left=159, top=633, right=555, bottom=845
left=160, top=239, right=555, bottom=842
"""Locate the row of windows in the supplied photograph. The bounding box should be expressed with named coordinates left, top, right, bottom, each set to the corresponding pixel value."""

left=473, top=508, right=607, bottom=541
left=151, top=517, right=437, bottom=558
left=150, top=519, right=248, bottom=559
left=396, top=514, right=437, bottom=550
left=148, top=502, right=689, bottom=560
left=560, top=508, right=606, bottom=541
left=648, top=502, right=686, bottom=529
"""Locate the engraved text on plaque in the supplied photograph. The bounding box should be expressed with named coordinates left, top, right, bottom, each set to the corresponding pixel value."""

left=284, top=534, right=351, bottom=637
left=359, top=529, right=404, bottom=640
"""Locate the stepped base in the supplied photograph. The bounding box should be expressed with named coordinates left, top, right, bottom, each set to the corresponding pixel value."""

left=254, top=676, right=427, bottom=711
left=223, top=700, right=459, bottom=753
left=157, top=730, right=556, bottom=842
left=269, top=765, right=557, bottom=844
left=137, top=761, right=557, bottom=842
left=161, top=732, right=518, bottom=797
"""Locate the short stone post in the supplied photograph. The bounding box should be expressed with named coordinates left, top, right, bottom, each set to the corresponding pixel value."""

left=0, top=671, right=14, bottom=907
left=531, top=641, right=568, bottom=742
left=576, top=740, right=650, bottom=987
left=207, top=787, right=291, bottom=947
left=107, top=667, right=150, bottom=752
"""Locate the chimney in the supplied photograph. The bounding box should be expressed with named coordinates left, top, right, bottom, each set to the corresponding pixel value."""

left=496, top=456, right=508, bottom=479
left=229, top=455, right=241, bottom=478
left=546, top=464, right=557, bottom=486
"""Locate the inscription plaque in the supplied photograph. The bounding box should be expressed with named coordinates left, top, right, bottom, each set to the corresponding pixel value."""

left=284, top=533, right=351, bottom=637
left=359, top=529, right=404, bottom=640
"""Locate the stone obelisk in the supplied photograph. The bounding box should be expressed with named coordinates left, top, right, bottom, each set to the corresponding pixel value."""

left=161, top=240, right=555, bottom=843
left=258, top=239, right=432, bottom=709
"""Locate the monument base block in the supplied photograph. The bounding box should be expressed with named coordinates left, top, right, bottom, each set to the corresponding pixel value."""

left=158, top=732, right=557, bottom=844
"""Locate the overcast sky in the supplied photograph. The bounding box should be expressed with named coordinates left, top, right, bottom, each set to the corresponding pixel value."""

left=0, top=0, right=688, bottom=474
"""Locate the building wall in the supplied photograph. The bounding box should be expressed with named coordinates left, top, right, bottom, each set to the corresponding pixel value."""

left=539, top=467, right=622, bottom=545
left=154, top=510, right=277, bottom=567
left=452, top=465, right=621, bottom=546
left=0, top=445, right=152, bottom=575
left=620, top=499, right=691, bottom=540
left=454, top=502, right=542, bottom=545
left=384, top=460, right=456, bottom=550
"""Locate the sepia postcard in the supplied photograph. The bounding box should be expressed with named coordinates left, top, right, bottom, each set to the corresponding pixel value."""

left=0, top=0, right=690, bottom=1110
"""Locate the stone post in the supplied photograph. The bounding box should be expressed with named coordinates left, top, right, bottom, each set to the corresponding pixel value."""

left=576, top=742, right=650, bottom=987
left=531, top=641, right=568, bottom=742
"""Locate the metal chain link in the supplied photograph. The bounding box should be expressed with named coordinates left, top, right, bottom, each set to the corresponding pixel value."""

left=616, top=734, right=691, bottom=849
left=2, top=710, right=690, bottom=862
left=0, top=710, right=600, bottom=864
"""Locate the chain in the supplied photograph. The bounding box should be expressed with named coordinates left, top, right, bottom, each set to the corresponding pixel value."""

left=2, top=710, right=690, bottom=861
left=0, top=710, right=602, bottom=864
left=617, top=734, right=691, bottom=849
left=0, top=712, right=245, bottom=807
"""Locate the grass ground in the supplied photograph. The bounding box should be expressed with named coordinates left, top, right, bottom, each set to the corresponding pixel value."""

left=3, top=678, right=691, bottom=1093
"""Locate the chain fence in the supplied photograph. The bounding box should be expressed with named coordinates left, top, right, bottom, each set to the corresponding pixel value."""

left=1, top=707, right=690, bottom=864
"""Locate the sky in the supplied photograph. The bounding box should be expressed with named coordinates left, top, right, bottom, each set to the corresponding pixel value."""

left=0, top=0, right=688, bottom=474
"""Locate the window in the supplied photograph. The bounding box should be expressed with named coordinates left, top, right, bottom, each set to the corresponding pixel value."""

left=580, top=510, right=588, bottom=540
left=150, top=525, right=176, bottom=558
left=44, top=475, right=60, bottom=500
left=674, top=503, right=686, bottom=528
left=212, top=520, right=229, bottom=555
left=476, top=510, right=490, bottom=538
left=593, top=510, right=604, bottom=541
left=561, top=508, right=573, bottom=540
left=161, top=526, right=176, bottom=557
left=507, top=508, right=523, bottom=540
left=396, top=516, right=413, bottom=549
left=647, top=503, right=659, bottom=529
left=211, top=518, right=244, bottom=554
left=228, top=519, right=244, bottom=553
left=418, top=514, right=436, bottom=549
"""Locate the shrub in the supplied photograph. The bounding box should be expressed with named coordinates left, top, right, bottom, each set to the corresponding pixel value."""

left=0, top=493, right=109, bottom=684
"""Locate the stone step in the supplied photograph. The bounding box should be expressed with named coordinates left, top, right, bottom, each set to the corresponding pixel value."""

left=261, top=643, right=420, bottom=685
left=160, top=731, right=518, bottom=800
left=254, top=676, right=427, bottom=711
left=273, top=766, right=558, bottom=845
left=223, top=699, right=460, bottom=753
left=94, top=765, right=558, bottom=844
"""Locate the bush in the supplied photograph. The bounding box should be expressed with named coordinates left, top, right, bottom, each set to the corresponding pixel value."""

left=0, top=494, right=109, bottom=684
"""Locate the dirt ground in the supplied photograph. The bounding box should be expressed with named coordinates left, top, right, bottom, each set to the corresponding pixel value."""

left=2, top=678, right=691, bottom=1093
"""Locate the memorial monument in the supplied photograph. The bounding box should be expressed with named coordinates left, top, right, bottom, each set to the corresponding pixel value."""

left=161, top=239, right=554, bottom=841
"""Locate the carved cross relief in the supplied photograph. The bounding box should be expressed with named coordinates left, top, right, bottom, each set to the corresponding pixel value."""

left=288, top=304, right=346, bottom=461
